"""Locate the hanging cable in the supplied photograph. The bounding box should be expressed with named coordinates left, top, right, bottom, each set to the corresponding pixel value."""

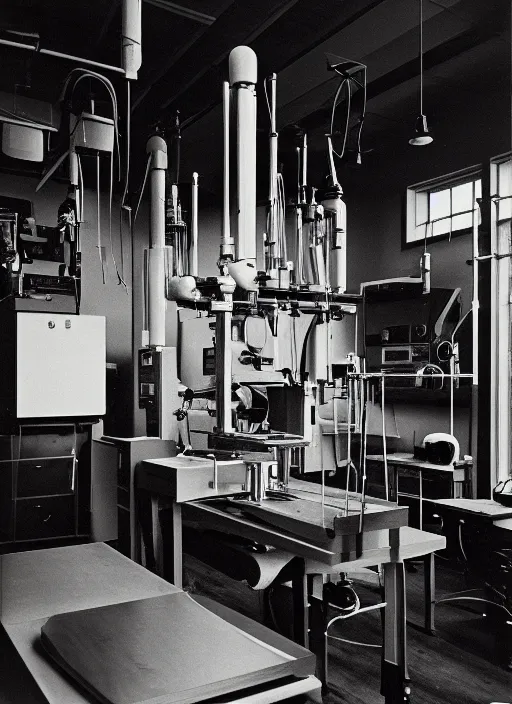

left=108, top=151, right=127, bottom=289
left=96, top=152, right=106, bottom=284
left=419, top=0, right=424, bottom=116
left=118, top=80, right=132, bottom=284
left=330, top=79, right=351, bottom=160
left=134, top=152, right=152, bottom=223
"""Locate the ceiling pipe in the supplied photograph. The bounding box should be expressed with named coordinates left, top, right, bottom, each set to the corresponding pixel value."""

left=0, top=37, right=126, bottom=74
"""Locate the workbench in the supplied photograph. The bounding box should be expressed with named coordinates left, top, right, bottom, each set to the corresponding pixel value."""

left=367, top=453, right=473, bottom=528
left=135, top=462, right=446, bottom=703
left=0, top=542, right=321, bottom=704
left=427, top=498, right=512, bottom=668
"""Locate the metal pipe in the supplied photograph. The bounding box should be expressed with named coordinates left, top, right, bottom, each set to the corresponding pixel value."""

left=189, top=172, right=199, bottom=276
left=122, top=0, right=142, bottom=80
left=268, top=73, right=278, bottom=271
left=0, top=38, right=126, bottom=74
left=220, top=81, right=234, bottom=260
left=146, top=135, right=167, bottom=347
left=471, top=201, right=479, bottom=386
left=229, top=46, right=258, bottom=263
left=215, top=311, right=233, bottom=433
left=381, top=377, right=389, bottom=501
left=301, top=132, right=307, bottom=194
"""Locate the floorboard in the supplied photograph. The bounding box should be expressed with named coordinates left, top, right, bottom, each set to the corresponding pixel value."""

left=183, top=555, right=512, bottom=704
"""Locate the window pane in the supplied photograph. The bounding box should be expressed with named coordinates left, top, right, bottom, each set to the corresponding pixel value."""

left=498, top=161, right=512, bottom=197
left=430, top=188, right=450, bottom=220
left=452, top=213, right=472, bottom=231
left=410, top=225, right=426, bottom=241
left=475, top=179, right=482, bottom=199
left=498, top=196, right=512, bottom=221
left=416, top=192, right=428, bottom=227
left=432, top=217, right=451, bottom=236
left=452, top=182, right=473, bottom=214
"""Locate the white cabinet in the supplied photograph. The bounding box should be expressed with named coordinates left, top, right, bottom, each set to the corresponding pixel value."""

left=8, top=313, right=106, bottom=420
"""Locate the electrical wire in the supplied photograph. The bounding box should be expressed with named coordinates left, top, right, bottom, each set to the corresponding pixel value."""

left=63, top=69, right=121, bottom=177
left=118, top=79, right=131, bottom=284
left=331, top=79, right=351, bottom=160
left=263, top=76, right=272, bottom=122
left=96, top=152, right=105, bottom=284
left=355, top=67, right=367, bottom=159
left=108, top=151, right=127, bottom=289
left=134, top=152, right=152, bottom=223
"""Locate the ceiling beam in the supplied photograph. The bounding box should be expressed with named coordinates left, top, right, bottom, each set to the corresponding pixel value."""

left=298, top=23, right=502, bottom=133
left=131, top=0, right=301, bottom=116
left=143, top=0, right=389, bottom=131
left=143, top=0, right=215, bottom=26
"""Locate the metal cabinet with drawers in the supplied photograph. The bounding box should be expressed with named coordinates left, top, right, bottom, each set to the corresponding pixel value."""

left=0, top=424, right=91, bottom=545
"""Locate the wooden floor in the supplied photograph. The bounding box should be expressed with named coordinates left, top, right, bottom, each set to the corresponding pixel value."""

left=183, top=555, right=512, bottom=704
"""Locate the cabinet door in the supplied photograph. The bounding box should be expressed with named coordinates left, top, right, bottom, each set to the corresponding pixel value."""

left=16, top=313, right=106, bottom=418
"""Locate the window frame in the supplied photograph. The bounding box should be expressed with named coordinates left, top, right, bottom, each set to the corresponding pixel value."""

left=489, top=152, right=512, bottom=486
left=404, top=165, right=483, bottom=249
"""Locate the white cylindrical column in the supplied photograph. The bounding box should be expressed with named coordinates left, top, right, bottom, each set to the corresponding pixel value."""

left=229, top=46, right=257, bottom=263
left=221, top=81, right=234, bottom=260
left=122, top=0, right=142, bottom=80
left=147, top=135, right=167, bottom=347
left=323, top=193, right=347, bottom=293
left=189, top=172, right=199, bottom=276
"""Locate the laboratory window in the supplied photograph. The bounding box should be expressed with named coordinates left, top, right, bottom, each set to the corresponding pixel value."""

left=405, top=167, right=482, bottom=247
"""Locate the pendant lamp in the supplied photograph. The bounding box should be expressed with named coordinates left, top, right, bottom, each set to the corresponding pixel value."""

left=409, top=0, right=433, bottom=146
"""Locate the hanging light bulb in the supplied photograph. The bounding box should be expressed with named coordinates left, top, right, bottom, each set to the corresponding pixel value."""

left=409, top=0, right=433, bottom=146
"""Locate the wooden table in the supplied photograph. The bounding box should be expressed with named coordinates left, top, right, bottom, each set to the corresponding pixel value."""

left=137, top=463, right=445, bottom=704
left=367, top=453, right=473, bottom=528
left=427, top=497, right=512, bottom=668
left=0, top=542, right=321, bottom=704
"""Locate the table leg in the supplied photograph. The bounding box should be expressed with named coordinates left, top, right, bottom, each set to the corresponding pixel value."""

left=158, top=499, right=183, bottom=588
left=419, top=469, right=423, bottom=530
left=305, top=574, right=328, bottom=689
left=291, top=559, right=308, bottom=647
left=135, top=488, right=157, bottom=573
left=424, top=552, right=436, bottom=635
left=381, top=528, right=410, bottom=704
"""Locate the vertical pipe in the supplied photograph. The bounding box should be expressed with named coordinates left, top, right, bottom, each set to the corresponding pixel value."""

left=215, top=312, right=233, bottom=433
left=229, top=46, right=258, bottom=263
left=221, top=81, right=234, bottom=260
left=381, top=376, right=389, bottom=501
left=472, top=202, right=479, bottom=385
left=122, top=0, right=142, bottom=80
left=146, top=135, right=167, bottom=347
left=189, top=172, right=199, bottom=276
left=301, top=133, right=308, bottom=194
left=268, top=73, right=278, bottom=270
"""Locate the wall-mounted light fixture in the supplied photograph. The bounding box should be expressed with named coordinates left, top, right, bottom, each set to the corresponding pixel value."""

left=409, top=0, right=433, bottom=146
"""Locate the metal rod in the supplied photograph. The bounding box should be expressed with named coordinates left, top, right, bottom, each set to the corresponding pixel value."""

left=221, top=81, right=233, bottom=259
left=143, top=0, right=215, bottom=24
left=215, top=311, right=233, bottom=433
left=381, top=377, right=389, bottom=501
left=471, top=201, right=479, bottom=386
left=0, top=38, right=126, bottom=74
left=348, top=372, right=473, bottom=379
left=189, top=172, right=199, bottom=276
left=345, top=377, right=352, bottom=516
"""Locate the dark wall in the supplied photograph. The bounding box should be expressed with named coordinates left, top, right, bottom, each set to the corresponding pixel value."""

left=0, top=173, right=134, bottom=435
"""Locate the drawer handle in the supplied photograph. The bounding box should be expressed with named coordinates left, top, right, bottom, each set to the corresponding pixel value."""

left=43, top=514, right=52, bottom=523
